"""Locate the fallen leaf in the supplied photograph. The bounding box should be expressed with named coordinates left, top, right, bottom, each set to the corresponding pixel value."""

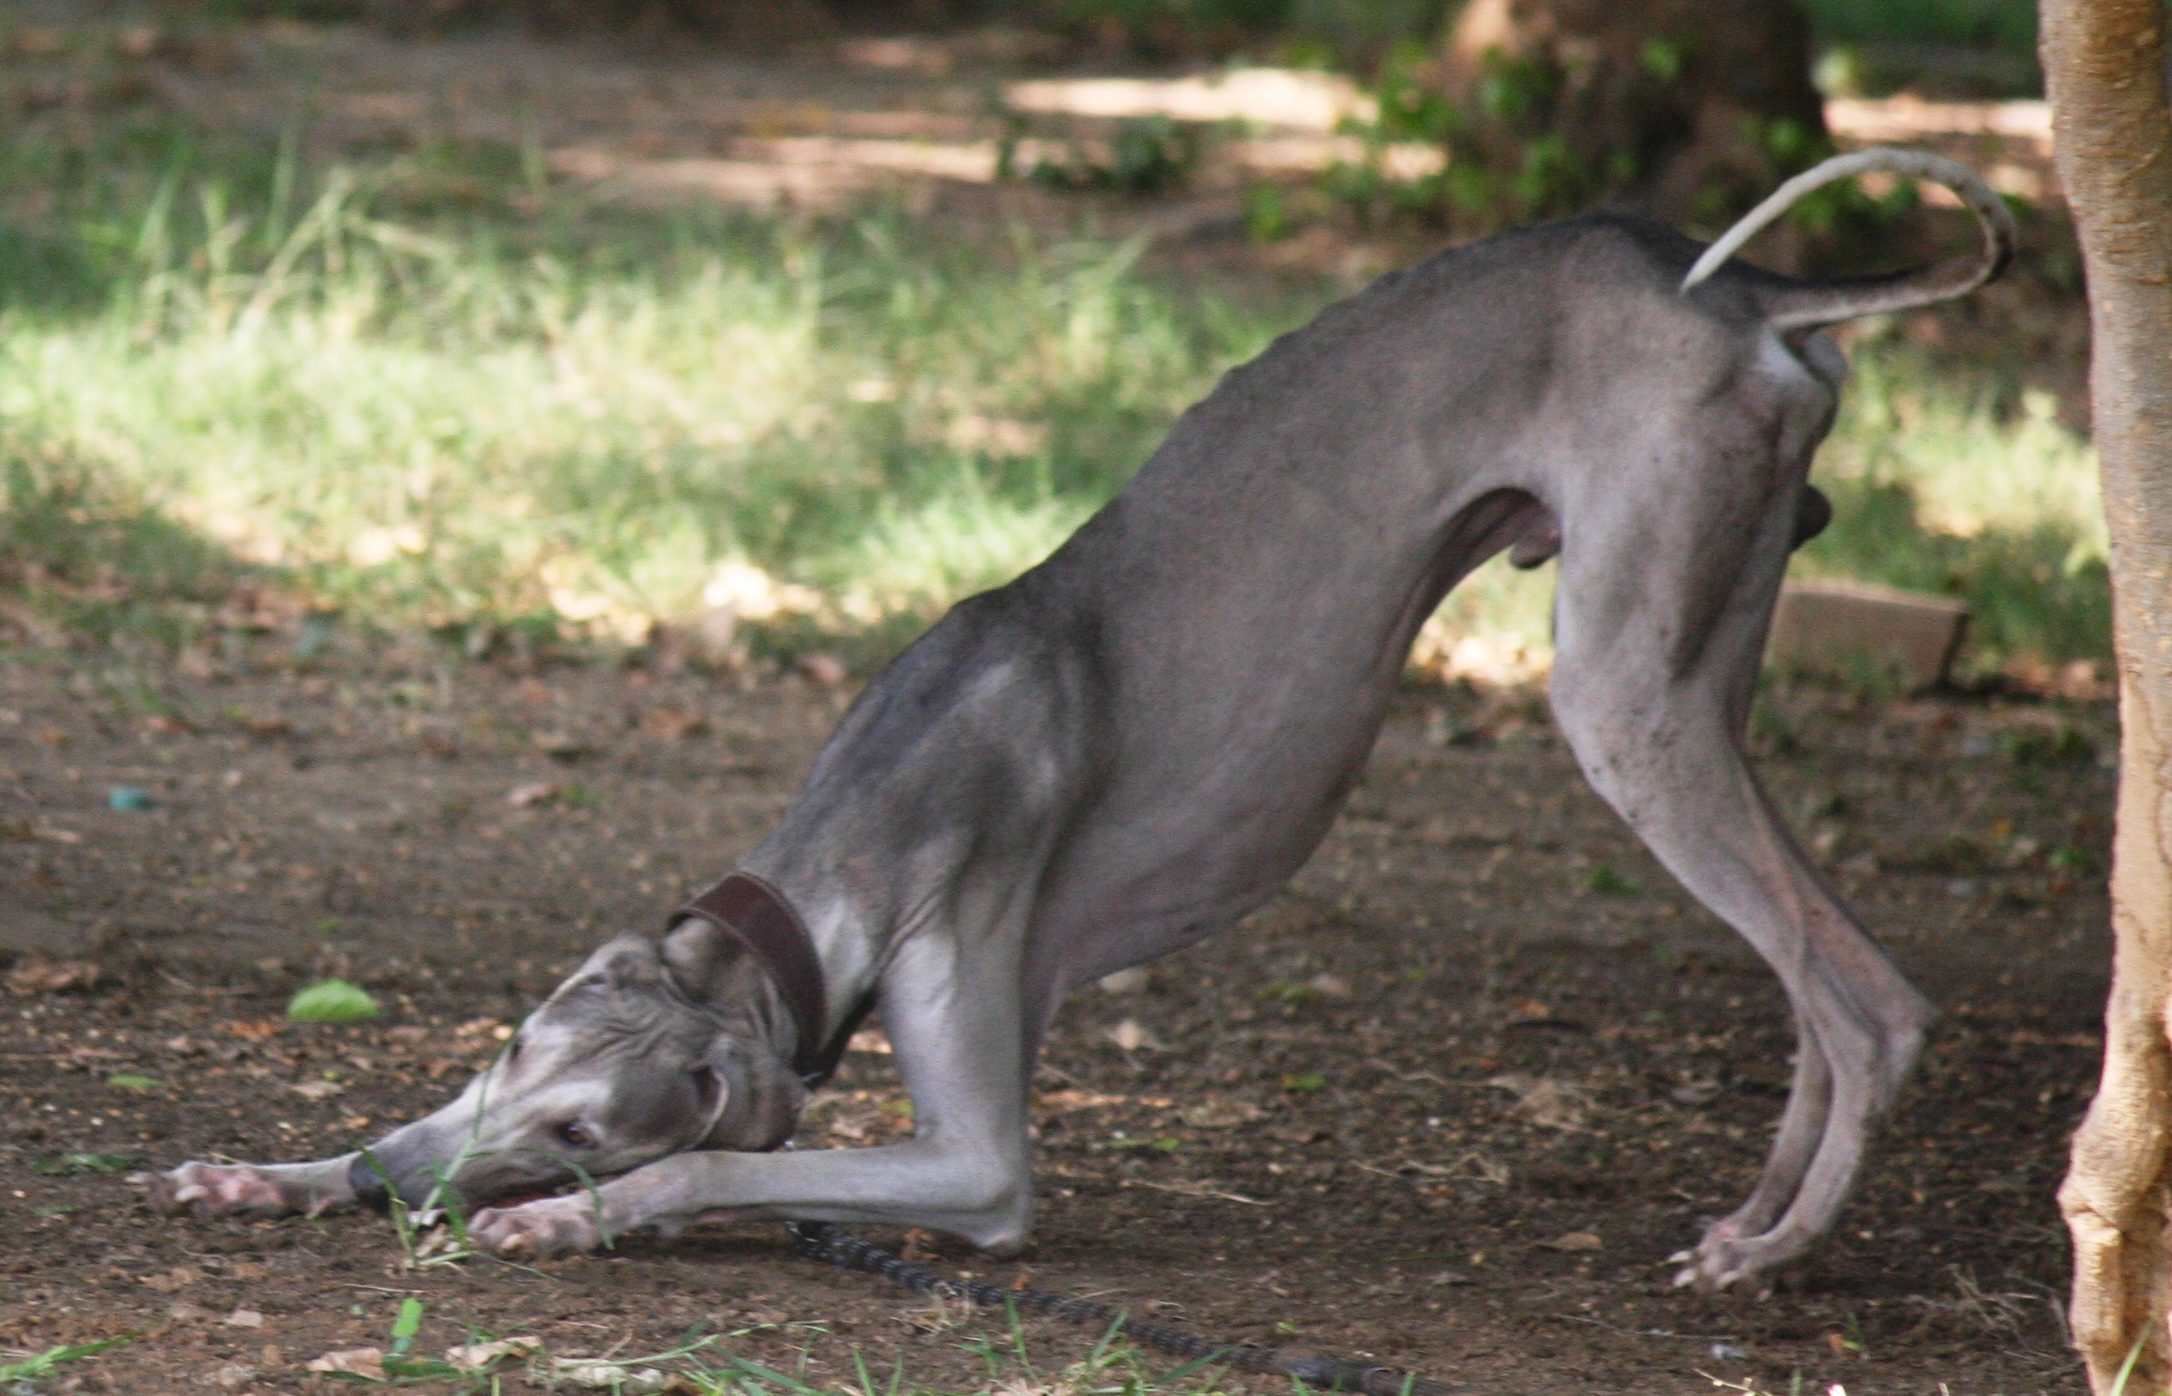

left=306, top=1348, right=385, bottom=1379
left=533, top=730, right=590, bottom=759
left=1180, top=1098, right=1267, bottom=1129
left=639, top=707, right=708, bottom=739
left=5, top=951, right=103, bottom=994
left=1670, top=1079, right=1720, bottom=1106
left=289, top=1079, right=344, bottom=1102
left=287, top=980, right=378, bottom=1023
left=1104, top=1019, right=1166, bottom=1052
left=447, top=1336, right=542, bottom=1371
left=225, top=1308, right=265, bottom=1328
left=1034, top=1089, right=1131, bottom=1114
left=549, top=1358, right=682, bottom=1391
left=1537, top=1230, right=1603, bottom=1252
left=1487, top=1073, right=1592, bottom=1131
left=507, top=780, right=560, bottom=808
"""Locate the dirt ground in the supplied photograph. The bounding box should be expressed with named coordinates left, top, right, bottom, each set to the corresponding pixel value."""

left=0, top=644, right=2112, bottom=1394
left=0, top=14, right=2115, bottom=1394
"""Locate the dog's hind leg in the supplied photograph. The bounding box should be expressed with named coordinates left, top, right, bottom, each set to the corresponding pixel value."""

left=1541, top=452, right=1930, bottom=1292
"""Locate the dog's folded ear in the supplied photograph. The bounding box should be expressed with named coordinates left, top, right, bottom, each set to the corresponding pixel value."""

left=660, top=917, right=768, bottom=1008
left=698, top=1037, right=807, bottom=1153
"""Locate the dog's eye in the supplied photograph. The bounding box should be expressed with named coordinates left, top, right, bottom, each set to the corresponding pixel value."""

left=556, top=1121, right=593, bottom=1148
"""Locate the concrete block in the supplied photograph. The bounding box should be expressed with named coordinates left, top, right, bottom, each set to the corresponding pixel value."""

left=1767, top=579, right=1969, bottom=689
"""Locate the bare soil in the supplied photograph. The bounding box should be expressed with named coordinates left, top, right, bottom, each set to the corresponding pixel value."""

left=0, top=648, right=2110, bottom=1394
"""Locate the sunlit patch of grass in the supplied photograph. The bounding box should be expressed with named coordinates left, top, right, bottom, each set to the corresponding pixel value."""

left=0, top=128, right=2107, bottom=685
left=0, top=144, right=1307, bottom=657
left=1797, top=347, right=2108, bottom=676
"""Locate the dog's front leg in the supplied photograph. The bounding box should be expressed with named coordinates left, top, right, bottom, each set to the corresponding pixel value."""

left=158, top=1155, right=361, bottom=1216
left=470, top=926, right=1035, bottom=1258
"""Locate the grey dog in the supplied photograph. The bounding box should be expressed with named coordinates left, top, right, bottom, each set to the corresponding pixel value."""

left=163, top=148, right=2013, bottom=1291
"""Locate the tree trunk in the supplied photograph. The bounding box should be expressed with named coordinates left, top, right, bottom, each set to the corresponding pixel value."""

left=1437, top=0, right=1825, bottom=221
left=2044, top=0, right=2172, bottom=1389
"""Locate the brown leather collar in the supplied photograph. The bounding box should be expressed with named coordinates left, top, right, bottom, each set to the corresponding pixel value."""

left=669, top=872, right=845, bottom=1084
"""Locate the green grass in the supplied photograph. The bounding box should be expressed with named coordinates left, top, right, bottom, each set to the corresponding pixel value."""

left=1796, top=348, right=2108, bottom=677
left=0, top=128, right=2105, bottom=683
left=0, top=133, right=1307, bottom=663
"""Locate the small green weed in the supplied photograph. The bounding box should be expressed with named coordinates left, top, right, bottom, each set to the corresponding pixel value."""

left=33, top=1151, right=137, bottom=1175
left=0, top=1335, right=133, bottom=1388
left=2048, top=846, right=2096, bottom=874
left=1585, top=864, right=1640, bottom=896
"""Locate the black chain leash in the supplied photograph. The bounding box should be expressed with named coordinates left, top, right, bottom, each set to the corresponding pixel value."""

left=787, top=1221, right=1457, bottom=1396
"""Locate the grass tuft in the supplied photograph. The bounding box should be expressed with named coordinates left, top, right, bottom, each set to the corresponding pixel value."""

left=0, top=133, right=2105, bottom=685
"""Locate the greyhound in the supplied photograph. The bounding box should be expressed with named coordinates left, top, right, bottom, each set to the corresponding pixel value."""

left=162, top=149, right=2014, bottom=1291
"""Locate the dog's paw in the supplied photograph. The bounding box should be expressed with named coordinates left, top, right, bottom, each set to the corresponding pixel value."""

left=161, top=1161, right=321, bottom=1217
left=1672, top=1218, right=1788, bottom=1292
left=469, top=1196, right=608, bottom=1259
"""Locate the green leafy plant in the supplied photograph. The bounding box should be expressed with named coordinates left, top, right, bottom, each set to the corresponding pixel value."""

left=1031, top=116, right=1201, bottom=195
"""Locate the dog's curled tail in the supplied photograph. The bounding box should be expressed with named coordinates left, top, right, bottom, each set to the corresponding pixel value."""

left=1680, top=146, right=2017, bottom=330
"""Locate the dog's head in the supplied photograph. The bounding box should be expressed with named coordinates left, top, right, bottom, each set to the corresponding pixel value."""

left=351, top=925, right=806, bottom=1209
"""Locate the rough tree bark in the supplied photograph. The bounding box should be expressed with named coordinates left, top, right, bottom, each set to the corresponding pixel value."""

left=2045, top=0, right=2172, bottom=1389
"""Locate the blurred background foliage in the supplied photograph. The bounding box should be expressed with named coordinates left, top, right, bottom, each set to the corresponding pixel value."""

left=0, top=0, right=2094, bottom=688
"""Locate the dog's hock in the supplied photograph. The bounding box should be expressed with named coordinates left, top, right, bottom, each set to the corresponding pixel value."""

left=1681, top=147, right=2017, bottom=329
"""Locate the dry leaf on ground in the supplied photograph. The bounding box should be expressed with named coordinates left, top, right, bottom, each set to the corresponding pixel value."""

left=1181, top=1098, right=1266, bottom=1129
left=446, top=1336, right=541, bottom=1370
left=1104, top=1019, right=1166, bottom=1052
left=305, top=1348, right=385, bottom=1378
left=1487, top=1073, right=1593, bottom=1131
left=6, top=951, right=104, bottom=994
left=1537, top=1230, right=1603, bottom=1252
